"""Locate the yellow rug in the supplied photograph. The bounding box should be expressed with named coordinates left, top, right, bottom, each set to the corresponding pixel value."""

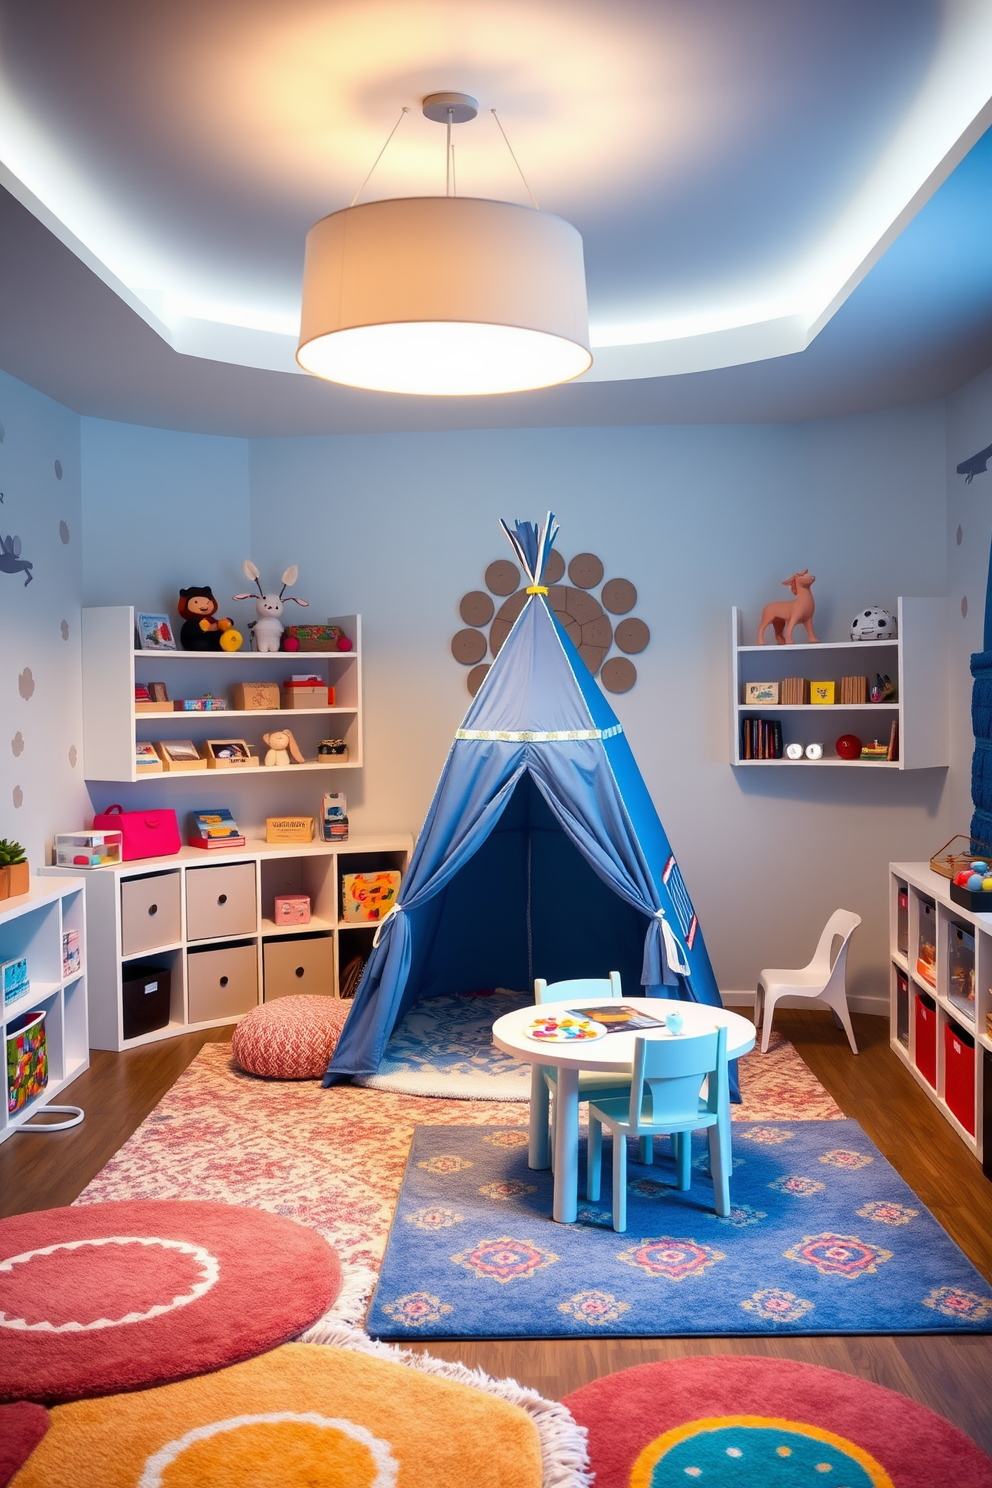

left=12, top=1342, right=545, bottom=1488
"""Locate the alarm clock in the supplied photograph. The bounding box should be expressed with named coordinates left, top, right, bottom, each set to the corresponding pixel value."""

left=785, top=742, right=804, bottom=760
left=805, top=742, right=824, bottom=760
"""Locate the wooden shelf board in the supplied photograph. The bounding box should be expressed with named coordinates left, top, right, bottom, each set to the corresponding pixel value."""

left=736, top=639, right=899, bottom=654
left=134, top=651, right=358, bottom=662
left=891, top=949, right=908, bottom=972
left=122, top=942, right=183, bottom=961
left=2, top=981, right=60, bottom=1022
left=735, top=703, right=899, bottom=712
left=138, top=707, right=358, bottom=720
left=733, top=758, right=900, bottom=768
left=259, top=917, right=334, bottom=936
left=107, top=761, right=363, bottom=783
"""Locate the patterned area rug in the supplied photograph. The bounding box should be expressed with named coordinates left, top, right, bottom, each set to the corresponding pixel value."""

left=563, top=1355, right=992, bottom=1488
left=77, top=1036, right=840, bottom=1322
left=366, top=1121, right=992, bottom=1340
left=9, top=1341, right=552, bottom=1488
left=0, top=1201, right=341, bottom=1404
left=358, top=988, right=533, bottom=1098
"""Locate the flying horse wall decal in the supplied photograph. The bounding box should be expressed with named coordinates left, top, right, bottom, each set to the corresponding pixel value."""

left=958, top=442, right=992, bottom=843
left=0, top=534, right=33, bottom=586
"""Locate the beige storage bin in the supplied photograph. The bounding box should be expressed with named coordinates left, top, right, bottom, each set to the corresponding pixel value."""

left=187, top=941, right=258, bottom=1022
left=120, top=871, right=182, bottom=956
left=263, top=934, right=335, bottom=1001
left=186, top=862, right=257, bottom=942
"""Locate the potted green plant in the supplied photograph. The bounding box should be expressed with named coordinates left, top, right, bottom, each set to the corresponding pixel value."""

left=0, top=839, right=29, bottom=900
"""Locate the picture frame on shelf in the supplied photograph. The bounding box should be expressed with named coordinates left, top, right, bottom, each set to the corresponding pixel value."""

left=135, top=614, right=177, bottom=651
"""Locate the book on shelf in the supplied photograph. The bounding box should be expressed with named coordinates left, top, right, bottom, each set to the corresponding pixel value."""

left=887, top=719, right=898, bottom=761
left=188, top=808, right=246, bottom=850
left=780, top=677, right=810, bottom=705
left=739, top=715, right=783, bottom=760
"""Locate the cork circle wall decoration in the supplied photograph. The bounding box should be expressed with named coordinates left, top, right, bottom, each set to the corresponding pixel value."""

left=453, top=548, right=648, bottom=695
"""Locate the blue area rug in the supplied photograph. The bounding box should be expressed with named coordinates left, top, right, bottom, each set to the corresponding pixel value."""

left=357, top=988, right=532, bottom=1099
left=367, top=1120, right=992, bottom=1339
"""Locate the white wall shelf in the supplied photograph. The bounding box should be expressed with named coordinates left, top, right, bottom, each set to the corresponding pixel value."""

left=731, top=597, right=947, bottom=768
left=889, top=862, right=989, bottom=1168
left=0, top=879, right=88, bottom=1145
left=82, top=606, right=364, bottom=782
left=45, top=836, right=410, bottom=1051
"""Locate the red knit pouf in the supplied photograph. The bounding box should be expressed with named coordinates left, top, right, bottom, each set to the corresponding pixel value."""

left=231, top=995, right=350, bottom=1079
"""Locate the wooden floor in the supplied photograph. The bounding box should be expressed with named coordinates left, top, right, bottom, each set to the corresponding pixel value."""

left=3, top=1011, right=991, bottom=1453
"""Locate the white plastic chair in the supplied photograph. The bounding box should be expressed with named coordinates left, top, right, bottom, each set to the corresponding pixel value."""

left=530, top=974, right=631, bottom=1169
left=755, top=909, right=861, bottom=1054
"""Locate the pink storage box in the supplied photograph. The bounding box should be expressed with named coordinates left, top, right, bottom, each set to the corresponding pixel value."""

left=274, top=895, right=311, bottom=926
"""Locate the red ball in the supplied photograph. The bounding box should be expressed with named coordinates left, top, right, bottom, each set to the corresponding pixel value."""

left=282, top=635, right=300, bottom=651
left=337, top=637, right=353, bottom=652
left=835, top=733, right=862, bottom=760
left=954, top=870, right=972, bottom=887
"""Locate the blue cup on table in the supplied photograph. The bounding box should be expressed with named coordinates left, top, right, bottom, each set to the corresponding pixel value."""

left=664, top=1009, right=684, bottom=1036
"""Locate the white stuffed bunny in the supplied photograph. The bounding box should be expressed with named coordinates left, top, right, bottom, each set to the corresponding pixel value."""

left=262, top=728, right=304, bottom=767
left=233, top=561, right=310, bottom=653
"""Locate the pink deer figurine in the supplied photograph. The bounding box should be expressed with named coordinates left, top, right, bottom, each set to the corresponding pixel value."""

left=757, top=570, right=818, bottom=644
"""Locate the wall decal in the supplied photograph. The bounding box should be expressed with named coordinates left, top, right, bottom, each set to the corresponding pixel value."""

left=60, top=619, right=69, bottom=640
left=54, top=459, right=63, bottom=480
left=18, top=668, right=35, bottom=701
left=1, top=534, right=33, bottom=585
left=0, top=421, right=5, bottom=442
left=454, top=548, right=649, bottom=695
left=957, top=441, right=992, bottom=482
left=59, top=520, right=70, bottom=545
left=68, top=744, right=78, bottom=768
left=10, top=732, right=23, bottom=757
left=12, top=786, right=23, bottom=809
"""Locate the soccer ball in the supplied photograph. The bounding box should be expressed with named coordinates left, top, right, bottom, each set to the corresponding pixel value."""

left=850, top=606, right=896, bottom=641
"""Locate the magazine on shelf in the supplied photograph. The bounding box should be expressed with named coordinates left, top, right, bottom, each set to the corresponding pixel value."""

left=566, top=1004, right=666, bottom=1033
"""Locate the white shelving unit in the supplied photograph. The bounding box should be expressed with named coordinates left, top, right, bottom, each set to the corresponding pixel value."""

left=0, top=879, right=88, bottom=1145
left=730, top=597, right=947, bottom=768
left=81, top=606, right=364, bottom=782
left=888, top=862, right=988, bottom=1166
left=45, top=836, right=410, bottom=1051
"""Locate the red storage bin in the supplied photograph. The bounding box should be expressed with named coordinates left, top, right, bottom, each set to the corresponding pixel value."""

left=914, top=991, right=937, bottom=1087
left=944, top=1020, right=976, bottom=1136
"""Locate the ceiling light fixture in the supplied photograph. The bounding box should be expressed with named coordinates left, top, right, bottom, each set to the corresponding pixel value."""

left=296, top=93, right=592, bottom=397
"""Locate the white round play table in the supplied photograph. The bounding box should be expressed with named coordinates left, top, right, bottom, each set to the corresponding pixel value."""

left=492, top=997, right=756, bottom=1224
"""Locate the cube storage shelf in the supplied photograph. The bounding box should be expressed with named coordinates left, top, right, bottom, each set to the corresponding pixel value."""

left=889, top=862, right=990, bottom=1166
left=44, top=836, right=410, bottom=1052
left=731, top=598, right=947, bottom=768
left=0, top=879, right=88, bottom=1145
left=81, top=605, right=364, bottom=782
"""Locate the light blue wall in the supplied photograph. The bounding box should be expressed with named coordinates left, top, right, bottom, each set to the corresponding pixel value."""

left=249, top=405, right=949, bottom=1003
left=0, top=369, right=89, bottom=867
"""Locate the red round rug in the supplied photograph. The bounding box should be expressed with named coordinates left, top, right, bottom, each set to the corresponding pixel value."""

left=563, top=1355, right=992, bottom=1488
left=0, top=1402, right=49, bottom=1486
left=0, top=1201, right=341, bottom=1404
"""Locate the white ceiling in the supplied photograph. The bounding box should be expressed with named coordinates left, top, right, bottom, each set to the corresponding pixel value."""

left=2, top=0, right=991, bottom=383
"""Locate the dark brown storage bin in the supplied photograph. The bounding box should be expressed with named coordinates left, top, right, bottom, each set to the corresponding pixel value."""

left=122, top=962, right=171, bottom=1041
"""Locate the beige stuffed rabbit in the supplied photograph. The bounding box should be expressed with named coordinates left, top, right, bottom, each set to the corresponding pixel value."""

left=262, top=728, right=304, bottom=767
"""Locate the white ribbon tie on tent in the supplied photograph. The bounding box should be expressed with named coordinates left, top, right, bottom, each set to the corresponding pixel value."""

left=372, top=901, right=402, bottom=948
left=657, top=909, right=690, bottom=977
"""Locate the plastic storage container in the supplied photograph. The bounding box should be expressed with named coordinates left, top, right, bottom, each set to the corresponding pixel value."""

left=946, top=923, right=976, bottom=1023
left=943, top=1019, right=976, bottom=1135
left=6, top=1008, right=48, bottom=1113
left=983, top=1049, right=992, bottom=1181
left=914, top=990, right=937, bottom=1087
left=122, top=963, right=172, bottom=1041
left=896, top=885, right=909, bottom=956
left=895, top=968, right=909, bottom=1047
left=916, top=897, right=937, bottom=988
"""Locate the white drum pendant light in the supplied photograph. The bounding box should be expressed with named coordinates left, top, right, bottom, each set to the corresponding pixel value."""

left=296, top=94, right=592, bottom=396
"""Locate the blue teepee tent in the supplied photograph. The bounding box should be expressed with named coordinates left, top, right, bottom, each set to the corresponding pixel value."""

left=325, top=515, right=730, bottom=1088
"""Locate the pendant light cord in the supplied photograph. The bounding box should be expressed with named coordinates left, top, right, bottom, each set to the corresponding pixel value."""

left=491, top=109, right=539, bottom=209
left=350, top=106, right=410, bottom=207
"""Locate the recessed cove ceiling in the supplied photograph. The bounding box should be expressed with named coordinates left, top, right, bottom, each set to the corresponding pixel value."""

left=0, top=0, right=991, bottom=388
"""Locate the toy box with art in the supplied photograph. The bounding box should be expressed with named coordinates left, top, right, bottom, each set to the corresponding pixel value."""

left=54, top=831, right=122, bottom=869
left=318, top=739, right=348, bottom=762
left=6, top=1008, right=47, bottom=1113
left=282, top=676, right=332, bottom=708
left=2, top=955, right=29, bottom=1007
left=320, top=793, right=349, bottom=842
left=282, top=623, right=351, bottom=652
left=274, top=894, right=311, bottom=925
left=203, top=739, right=259, bottom=770
left=136, top=742, right=164, bottom=774
left=341, top=870, right=400, bottom=922
left=62, top=929, right=81, bottom=978
left=233, top=682, right=280, bottom=711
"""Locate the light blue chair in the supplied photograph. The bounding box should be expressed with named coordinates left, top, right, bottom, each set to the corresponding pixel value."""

left=530, top=974, right=633, bottom=1169
left=586, top=1024, right=731, bottom=1231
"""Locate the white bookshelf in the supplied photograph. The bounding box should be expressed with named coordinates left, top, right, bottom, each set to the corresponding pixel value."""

left=730, top=597, right=947, bottom=768
left=81, top=606, right=364, bottom=782
left=45, top=836, right=411, bottom=1051
left=0, top=879, right=88, bottom=1144
left=888, top=862, right=989, bottom=1166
